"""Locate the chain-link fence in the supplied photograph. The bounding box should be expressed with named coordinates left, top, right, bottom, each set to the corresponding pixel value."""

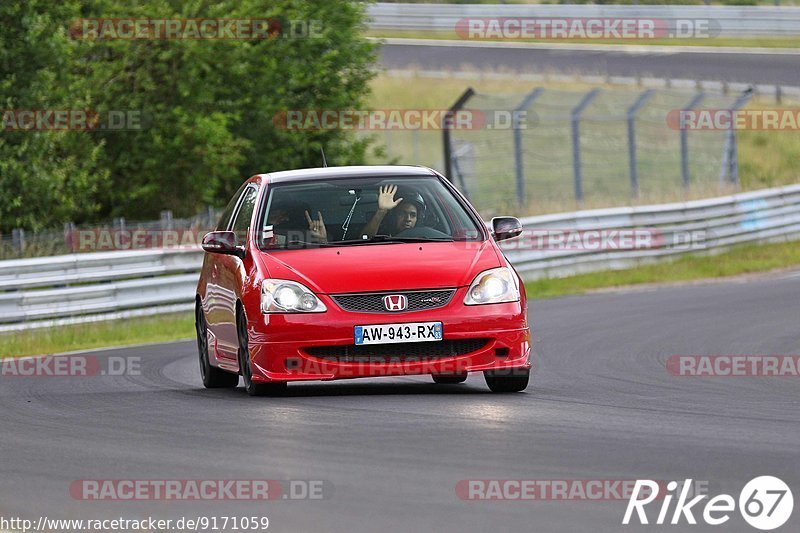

left=445, top=86, right=751, bottom=217
left=3, top=86, right=756, bottom=258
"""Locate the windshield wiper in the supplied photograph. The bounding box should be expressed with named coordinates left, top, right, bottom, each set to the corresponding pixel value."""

left=284, top=239, right=335, bottom=248
left=329, top=235, right=454, bottom=246
left=384, top=236, right=454, bottom=243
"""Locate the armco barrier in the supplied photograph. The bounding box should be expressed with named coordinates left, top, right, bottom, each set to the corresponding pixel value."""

left=367, top=3, right=800, bottom=37
left=1, top=184, right=799, bottom=331
left=0, top=248, right=203, bottom=290
left=0, top=249, right=203, bottom=332
left=502, top=184, right=800, bottom=278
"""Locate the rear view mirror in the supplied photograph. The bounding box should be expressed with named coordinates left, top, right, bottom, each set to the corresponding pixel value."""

left=339, top=191, right=378, bottom=205
left=491, top=217, right=523, bottom=242
left=202, top=231, right=245, bottom=258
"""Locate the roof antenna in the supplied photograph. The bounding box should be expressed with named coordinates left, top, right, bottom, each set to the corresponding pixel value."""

left=320, top=146, right=328, bottom=168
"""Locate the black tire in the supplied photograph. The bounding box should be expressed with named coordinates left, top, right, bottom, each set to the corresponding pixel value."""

left=237, top=307, right=287, bottom=397
left=484, top=367, right=530, bottom=393
left=432, top=373, right=468, bottom=384
left=196, top=304, right=239, bottom=388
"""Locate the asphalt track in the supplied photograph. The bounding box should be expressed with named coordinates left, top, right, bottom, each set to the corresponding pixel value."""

left=1, top=273, right=799, bottom=532
left=378, top=41, right=800, bottom=86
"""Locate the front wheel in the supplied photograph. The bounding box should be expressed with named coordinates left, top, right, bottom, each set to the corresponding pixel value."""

left=484, top=368, right=530, bottom=393
left=196, top=305, right=239, bottom=389
left=237, top=308, right=287, bottom=397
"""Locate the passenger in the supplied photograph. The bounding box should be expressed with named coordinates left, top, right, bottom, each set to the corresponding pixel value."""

left=304, top=210, right=327, bottom=243
left=361, top=184, right=425, bottom=239
left=266, top=200, right=327, bottom=245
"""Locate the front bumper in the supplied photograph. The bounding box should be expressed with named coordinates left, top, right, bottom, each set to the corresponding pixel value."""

left=245, top=289, right=532, bottom=383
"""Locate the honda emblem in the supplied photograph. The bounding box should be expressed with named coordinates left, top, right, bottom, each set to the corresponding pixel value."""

left=383, top=294, right=407, bottom=312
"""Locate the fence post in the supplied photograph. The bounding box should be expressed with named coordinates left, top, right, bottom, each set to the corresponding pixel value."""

left=11, top=228, right=25, bottom=254
left=442, top=87, right=475, bottom=187
left=680, top=92, right=705, bottom=190
left=450, top=143, right=475, bottom=201
left=571, top=88, right=601, bottom=204
left=160, top=210, right=173, bottom=230
left=720, top=88, right=753, bottom=186
left=63, top=222, right=76, bottom=252
left=513, top=88, right=544, bottom=208
left=626, top=89, right=654, bottom=200
left=207, top=205, right=216, bottom=229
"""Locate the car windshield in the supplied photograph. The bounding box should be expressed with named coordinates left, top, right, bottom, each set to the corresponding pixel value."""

left=256, top=176, right=484, bottom=250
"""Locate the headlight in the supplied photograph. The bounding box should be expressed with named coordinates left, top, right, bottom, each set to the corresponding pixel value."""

left=261, top=279, right=327, bottom=313
left=463, top=267, right=519, bottom=305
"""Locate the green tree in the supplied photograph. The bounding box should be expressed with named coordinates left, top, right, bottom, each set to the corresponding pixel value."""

left=84, top=0, right=378, bottom=219
left=0, top=0, right=107, bottom=231
left=0, top=0, right=377, bottom=230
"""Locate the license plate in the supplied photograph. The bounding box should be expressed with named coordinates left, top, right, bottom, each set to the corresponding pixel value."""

left=355, top=322, right=443, bottom=345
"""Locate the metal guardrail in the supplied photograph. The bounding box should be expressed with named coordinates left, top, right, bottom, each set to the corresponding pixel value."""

left=1, top=184, right=799, bottom=331
left=0, top=248, right=203, bottom=290
left=502, top=184, right=800, bottom=278
left=0, top=249, right=202, bottom=332
left=368, top=3, right=800, bottom=37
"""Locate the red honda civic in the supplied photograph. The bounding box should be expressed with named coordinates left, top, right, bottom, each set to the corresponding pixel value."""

left=196, top=165, right=532, bottom=396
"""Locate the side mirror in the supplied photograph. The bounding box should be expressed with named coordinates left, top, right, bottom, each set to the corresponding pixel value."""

left=202, top=231, right=245, bottom=258
left=491, top=217, right=523, bottom=242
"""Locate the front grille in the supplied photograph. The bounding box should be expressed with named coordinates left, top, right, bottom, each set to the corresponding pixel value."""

left=331, top=289, right=456, bottom=313
left=304, top=338, right=490, bottom=362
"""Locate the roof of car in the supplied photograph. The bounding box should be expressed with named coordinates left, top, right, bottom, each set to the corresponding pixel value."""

left=262, top=165, right=439, bottom=184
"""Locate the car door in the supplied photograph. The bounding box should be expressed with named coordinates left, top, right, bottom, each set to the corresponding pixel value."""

left=213, top=184, right=259, bottom=360
left=204, top=183, right=248, bottom=359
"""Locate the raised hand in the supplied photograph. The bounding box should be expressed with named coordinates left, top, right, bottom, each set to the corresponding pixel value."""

left=305, top=210, right=328, bottom=243
left=377, top=184, right=403, bottom=212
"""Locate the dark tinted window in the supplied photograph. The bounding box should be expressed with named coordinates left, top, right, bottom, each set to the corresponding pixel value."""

left=215, top=182, right=248, bottom=231
left=231, top=186, right=258, bottom=242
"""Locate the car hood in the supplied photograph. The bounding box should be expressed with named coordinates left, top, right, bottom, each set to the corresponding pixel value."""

left=256, top=241, right=502, bottom=294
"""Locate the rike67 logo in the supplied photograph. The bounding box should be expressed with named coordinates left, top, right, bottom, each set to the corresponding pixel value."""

left=623, top=477, right=794, bottom=530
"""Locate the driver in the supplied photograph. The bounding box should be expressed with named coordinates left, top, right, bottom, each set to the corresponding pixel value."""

left=361, top=184, right=425, bottom=239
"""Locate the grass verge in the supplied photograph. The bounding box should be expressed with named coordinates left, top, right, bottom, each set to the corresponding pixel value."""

left=0, top=312, right=194, bottom=359
left=525, top=239, right=800, bottom=299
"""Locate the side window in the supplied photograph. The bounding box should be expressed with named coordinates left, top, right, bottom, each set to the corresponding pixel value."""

left=216, top=183, right=248, bottom=231
left=231, top=186, right=258, bottom=243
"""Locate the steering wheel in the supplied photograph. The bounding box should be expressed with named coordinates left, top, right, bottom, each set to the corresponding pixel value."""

left=394, top=226, right=451, bottom=239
